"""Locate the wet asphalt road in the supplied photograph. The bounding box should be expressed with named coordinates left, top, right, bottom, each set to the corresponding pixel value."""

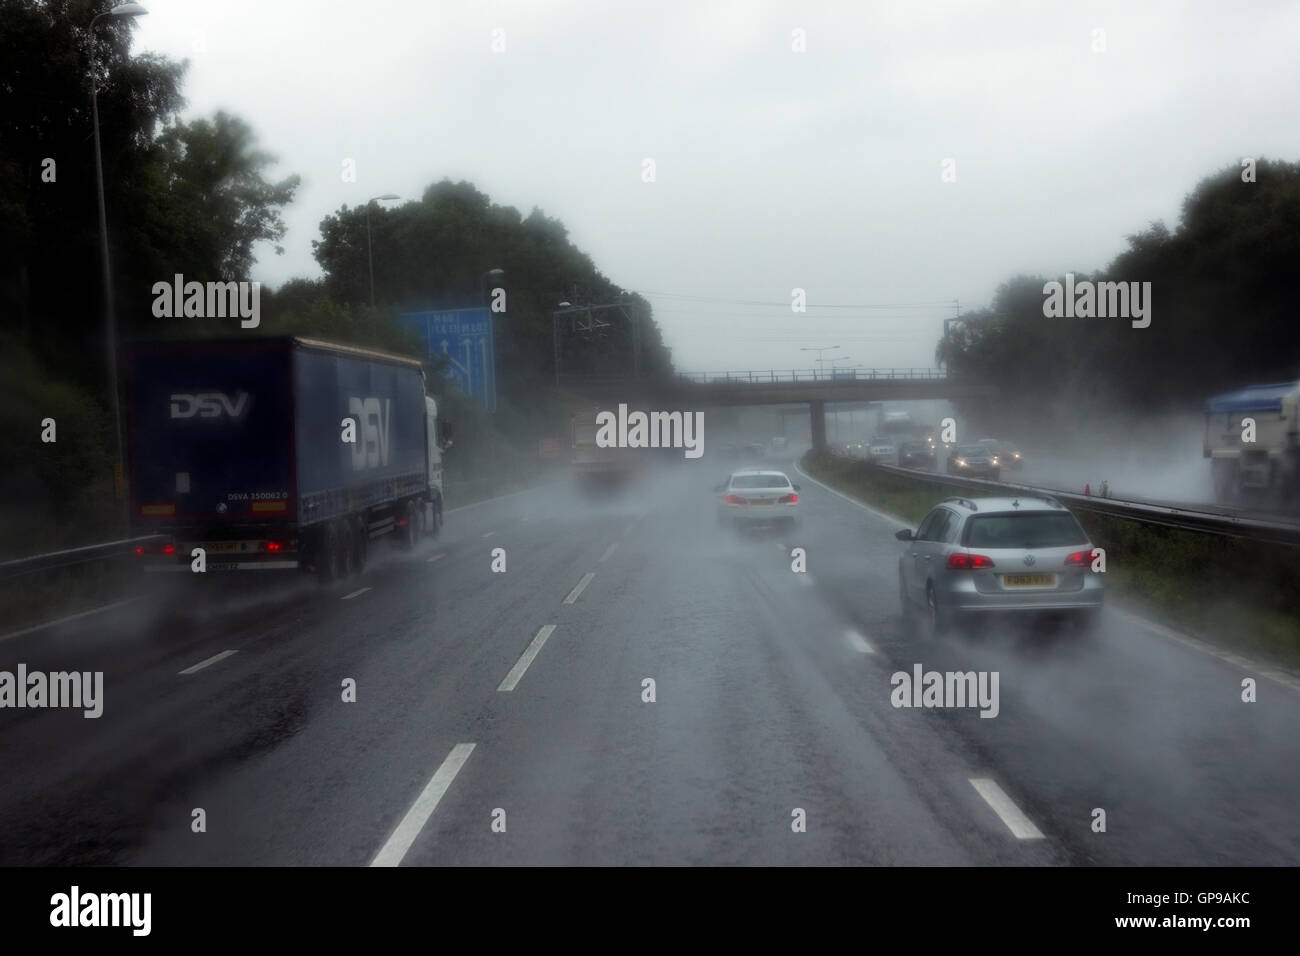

left=1, top=460, right=1298, bottom=866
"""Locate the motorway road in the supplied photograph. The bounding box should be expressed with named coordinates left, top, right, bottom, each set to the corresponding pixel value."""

left=1, top=462, right=1298, bottom=866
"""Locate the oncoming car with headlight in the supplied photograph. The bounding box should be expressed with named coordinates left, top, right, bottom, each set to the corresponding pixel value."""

left=947, top=443, right=1001, bottom=480
left=896, top=496, right=1104, bottom=634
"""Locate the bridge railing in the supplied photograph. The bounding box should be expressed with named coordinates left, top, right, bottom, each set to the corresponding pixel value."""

left=675, top=368, right=949, bottom=384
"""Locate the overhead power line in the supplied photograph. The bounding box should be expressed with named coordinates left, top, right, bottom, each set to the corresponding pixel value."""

left=638, top=290, right=956, bottom=310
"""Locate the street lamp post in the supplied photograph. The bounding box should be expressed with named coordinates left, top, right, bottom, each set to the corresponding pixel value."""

left=800, top=344, right=839, bottom=378
left=90, top=1, right=148, bottom=506
left=480, top=267, right=504, bottom=307
left=365, top=194, right=399, bottom=310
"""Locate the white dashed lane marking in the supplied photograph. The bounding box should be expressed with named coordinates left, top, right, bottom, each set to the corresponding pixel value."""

left=498, top=625, right=558, bottom=692
left=564, top=572, right=595, bottom=605
left=178, top=650, right=238, bottom=676
left=371, top=743, right=476, bottom=867
left=970, top=778, right=1046, bottom=840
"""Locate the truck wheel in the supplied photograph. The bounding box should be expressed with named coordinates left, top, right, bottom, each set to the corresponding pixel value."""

left=316, top=523, right=338, bottom=584
left=402, top=500, right=420, bottom=549
left=334, top=520, right=354, bottom=579
left=427, top=498, right=442, bottom=538
left=350, top=516, right=367, bottom=573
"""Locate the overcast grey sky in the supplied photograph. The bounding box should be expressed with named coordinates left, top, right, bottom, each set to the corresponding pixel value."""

left=132, top=0, right=1300, bottom=372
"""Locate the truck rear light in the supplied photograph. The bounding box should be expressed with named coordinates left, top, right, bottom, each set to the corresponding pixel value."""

left=947, top=552, right=994, bottom=570
left=263, top=540, right=284, bottom=552
left=778, top=493, right=798, bottom=503
left=724, top=494, right=747, bottom=505
left=135, top=539, right=177, bottom=556
left=1065, top=549, right=1093, bottom=567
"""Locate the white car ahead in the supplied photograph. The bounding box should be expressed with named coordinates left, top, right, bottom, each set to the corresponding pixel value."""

left=715, top=469, right=801, bottom=528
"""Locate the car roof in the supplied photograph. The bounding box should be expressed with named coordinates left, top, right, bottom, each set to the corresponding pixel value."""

left=937, top=495, right=1065, bottom=515
left=731, top=469, right=790, bottom=478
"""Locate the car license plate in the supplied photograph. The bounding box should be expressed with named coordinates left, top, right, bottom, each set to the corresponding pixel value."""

left=753, top=499, right=774, bottom=505
left=204, top=542, right=240, bottom=553
left=1003, top=573, right=1055, bottom=587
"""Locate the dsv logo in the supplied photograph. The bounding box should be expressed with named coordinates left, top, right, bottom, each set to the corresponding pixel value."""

left=349, top=397, right=391, bottom=470
left=169, top=392, right=250, bottom=419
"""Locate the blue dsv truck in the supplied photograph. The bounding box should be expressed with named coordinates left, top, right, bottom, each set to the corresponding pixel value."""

left=128, top=337, right=449, bottom=581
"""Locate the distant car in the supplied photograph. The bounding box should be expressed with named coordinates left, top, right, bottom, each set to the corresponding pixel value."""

left=867, top=437, right=897, bottom=462
left=715, top=469, right=801, bottom=528
left=977, top=438, right=1024, bottom=470
left=741, top=442, right=766, bottom=462
left=898, top=439, right=936, bottom=470
left=947, top=443, right=1000, bottom=480
left=896, top=495, right=1104, bottom=634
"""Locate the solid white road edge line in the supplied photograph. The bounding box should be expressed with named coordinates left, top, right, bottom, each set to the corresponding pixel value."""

left=0, top=597, right=142, bottom=644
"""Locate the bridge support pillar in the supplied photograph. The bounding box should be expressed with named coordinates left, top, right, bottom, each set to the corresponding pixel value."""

left=810, top=400, right=827, bottom=452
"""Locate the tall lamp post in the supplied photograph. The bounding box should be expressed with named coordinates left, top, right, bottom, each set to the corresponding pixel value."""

left=800, top=344, right=839, bottom=378
left=365, top=194, right=399, bottom=309
left=480, top=267, right=504, bottom=307
left=90, top=1, right=148, bottom=505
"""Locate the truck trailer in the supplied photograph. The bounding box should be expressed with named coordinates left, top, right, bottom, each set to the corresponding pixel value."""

left=128, top=336, right=448, bottom=582
left=1204, top=380, right=1300, bottom=506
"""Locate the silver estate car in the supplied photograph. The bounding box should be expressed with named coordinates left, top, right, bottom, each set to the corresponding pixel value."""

left=896, top=496, right=1104, bottom=633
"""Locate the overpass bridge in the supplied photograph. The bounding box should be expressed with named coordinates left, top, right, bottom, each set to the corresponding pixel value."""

left=563, top=367, right=997, bottom=451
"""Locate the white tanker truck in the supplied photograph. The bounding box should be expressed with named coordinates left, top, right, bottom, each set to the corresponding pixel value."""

left=1204, top=381, right=1300, bottom=506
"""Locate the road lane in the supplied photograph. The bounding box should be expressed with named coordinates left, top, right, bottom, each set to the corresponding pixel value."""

left=0, top=468, right=1296, bottom=865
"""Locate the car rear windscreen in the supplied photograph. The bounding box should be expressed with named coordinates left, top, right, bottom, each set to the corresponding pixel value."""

left=964, top=513, right=1088, bottom=548
left=731, top=474, right=791, bottom=489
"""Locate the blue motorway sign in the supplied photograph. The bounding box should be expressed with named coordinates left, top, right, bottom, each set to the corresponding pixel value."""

left=400, top=307, right=497, bottom=411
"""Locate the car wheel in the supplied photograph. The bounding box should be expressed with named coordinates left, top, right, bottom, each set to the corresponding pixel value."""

left=926, top=583, right=951, bottom=638
left=899, top=570, right=919, bottom=636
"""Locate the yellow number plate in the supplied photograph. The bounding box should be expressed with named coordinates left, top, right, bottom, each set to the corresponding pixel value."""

left=1003, top=573, right=1055, bottom=587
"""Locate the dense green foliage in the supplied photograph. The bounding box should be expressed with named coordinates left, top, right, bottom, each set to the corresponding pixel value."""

left=938, top=160, right=1300, bottom=419
left=310, top=179, right=673, bottom=402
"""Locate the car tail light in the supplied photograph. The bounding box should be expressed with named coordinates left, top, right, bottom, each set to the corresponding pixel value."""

left=263, top=540, right=285, bottom=552
left=1065, top=549, right=1093, bottom=567
left=724, top=494, right=747, bottom=505
left=947, top=552, right=994, bottom=570
left=778, top=493, right=798, bottom=503
left=161, top=543, right=176, bottom=555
